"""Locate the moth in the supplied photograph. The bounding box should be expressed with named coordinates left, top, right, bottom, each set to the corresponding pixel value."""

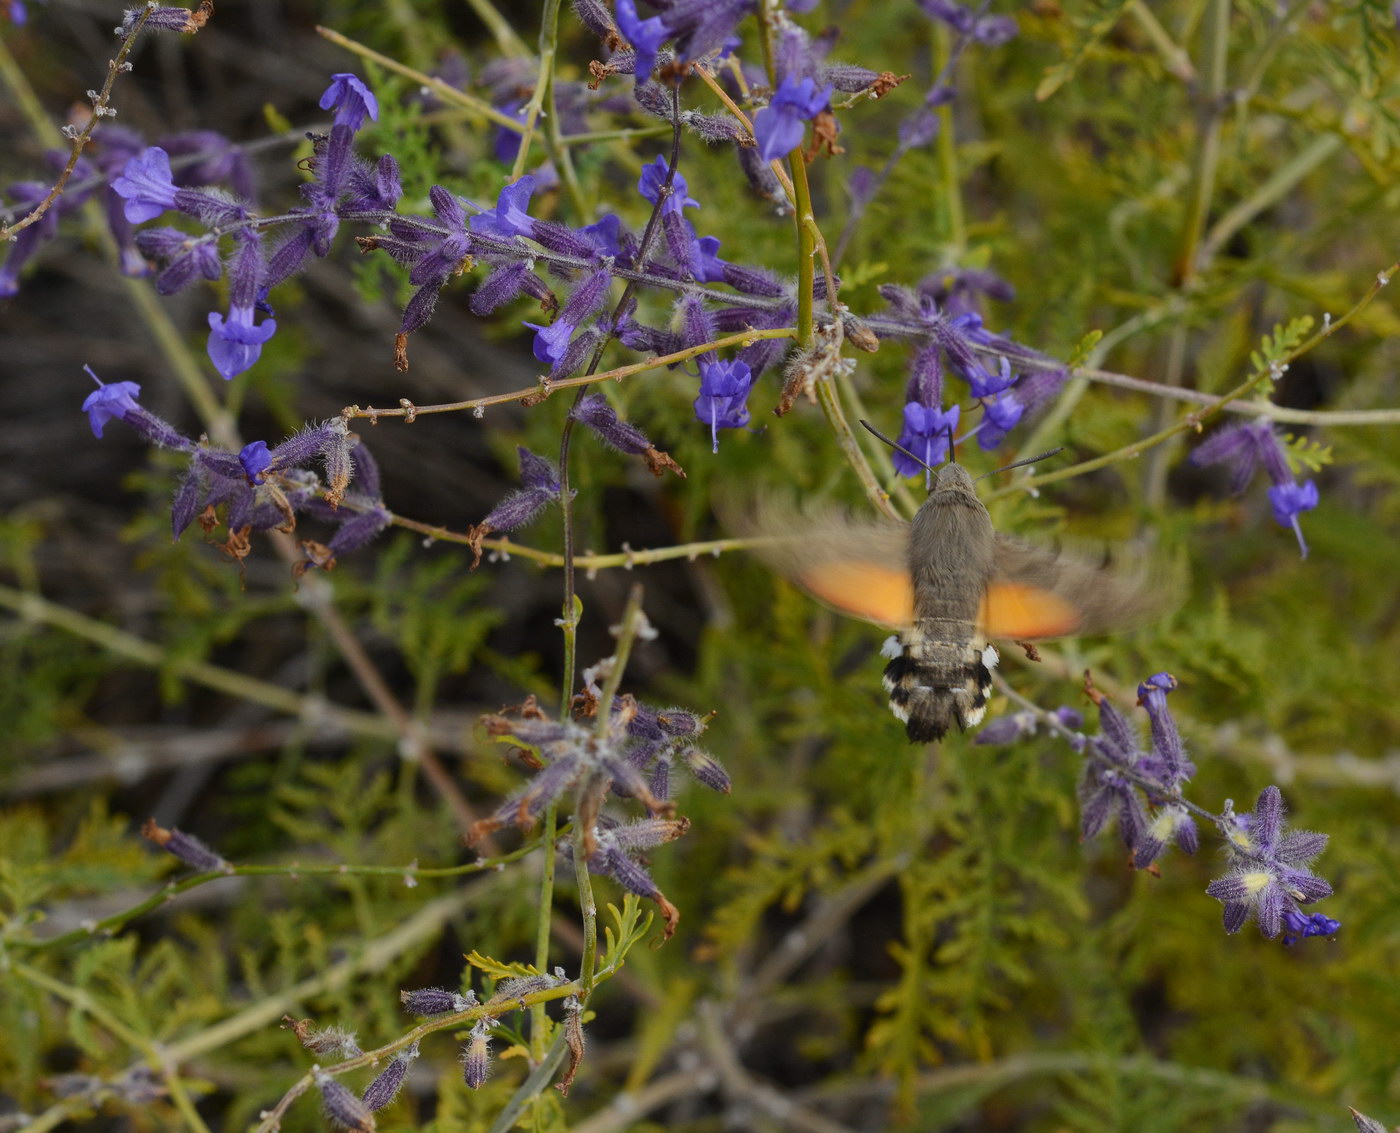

left=746, top=445, right=1166, bottom=743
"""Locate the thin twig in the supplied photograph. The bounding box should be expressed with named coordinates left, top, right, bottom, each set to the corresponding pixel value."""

left=341, top=328, right=795, bottom=421
left=0, top=8, right=152, bottom=241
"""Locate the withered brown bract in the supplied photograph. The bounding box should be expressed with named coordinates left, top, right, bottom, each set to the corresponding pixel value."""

left=743, top=463, right=1168, bottom=743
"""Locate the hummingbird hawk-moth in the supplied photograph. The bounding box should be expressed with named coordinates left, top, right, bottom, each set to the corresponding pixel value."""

left=747, top=456, right=1165, bottom=743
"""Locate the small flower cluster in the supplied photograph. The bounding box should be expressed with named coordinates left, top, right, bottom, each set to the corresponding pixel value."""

left=394, top=971, right=572, bottom=1093
left=7, top=10, right=1090, bottom=473
left=468, top=685, right=725, bottom=937
left=874, top=279, right=1071, bottom=473
left=1191, top=418, right=1321, bottom=558
left=107, top=73, right=391, bottom=380
left=1208, top=786, right=1336, bottom=940
left=980, top=672, right=1339, bottom=943
left=82, top=368, right=390, bottom=575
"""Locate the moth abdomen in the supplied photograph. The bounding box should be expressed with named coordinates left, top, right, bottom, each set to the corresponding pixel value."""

left=882, top=631, right=999, bottom=744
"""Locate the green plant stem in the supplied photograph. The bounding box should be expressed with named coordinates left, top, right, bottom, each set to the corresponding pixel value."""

left=0, top=9, right=150, bottom=241
left=527, top=98, right=683, bottom=1061
left=557, top=123, right=675, bottom=146
left=541, top=32, right=588, bottom=218
left=253, top=975, right=583, bottom=1133
left=509, top=0, right=561, bottom=182
left=933, top=23, right=966, bottom=252
left=573, top=585, right=647, bottom=1000
left=788, top=152, right=817, bottom=348
left=464, top=0, right=531, bottom=57
left=1128, top=0, right=1195, bottom=82
left=485, top=1033, right=571, bottom=1133
left=531, top=802, right=560, bottom=1060
left=8, top=846, right=540, bottom=952
left=247, top=899, right=648, bottom=1133
left=816, top=376, right=903, bottom=521
left=1145, top=0, right=1231, bottom=505
left=1172, top=0, right=1230, bottom=287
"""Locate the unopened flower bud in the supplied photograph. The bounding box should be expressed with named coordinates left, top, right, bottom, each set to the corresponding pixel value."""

left=362, top=1045, right=418, bottom=1111
left=400, top=987, right=475, bottom=1016
left=140, top=818, right=229, bottom=872
left=315, top=1069, right=375, bottom=1132
left=461, top=1020, right=494, bottom=1089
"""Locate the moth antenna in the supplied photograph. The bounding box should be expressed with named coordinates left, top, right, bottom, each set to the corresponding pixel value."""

left=859, top=419, right=940, bottom=477
left=977, top=446, right=1065, bottom=480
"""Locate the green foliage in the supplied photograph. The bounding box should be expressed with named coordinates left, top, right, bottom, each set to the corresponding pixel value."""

left=1248, top=315, right=1316, bottom=392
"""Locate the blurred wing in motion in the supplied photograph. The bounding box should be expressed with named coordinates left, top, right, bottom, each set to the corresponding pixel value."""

left=984, top=534, right=1173, bottom=640
left=739, top=498, right=915, bottom=628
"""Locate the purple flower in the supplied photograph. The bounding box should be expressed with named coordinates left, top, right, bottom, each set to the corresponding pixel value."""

left=207, top=302, right=277, bottom=380
left=638, top=157, right=699, bottom=217
left=1192, top=419, right=1320, bottom=558
left=395, top=185, right=474, bottom=335
left=658, top=0, right=754, bottom=65
left=580, top=213, right=624, bottom=258
left=118, top=4, right=210, bottom=34
left=1135, top=672, right=1194, bottom=788
left=1280, top=909, right=1341, bottom=946
left=207, top=232, right=276, bottom=379
left=81, top=368, right=142, bottom=438
left=1191, top=419, right=1279, bottom=493
left=570, top=393, right=650, bottom=455
left=136, top=226, right=222, bottom=295
left=975, top=711, right=1038, bottom=745
left=466, top=447, right=564, bottom=566
left=693, top=359, right=754, bottom=452
left=1079, top=691, right=1148, bottom=850
left=616, top=0, right=668, bottom=85
left=690, top=232, right=727, bottom=282
left=318, top=73, right=378, bottom=132
left=752, top=76, right=833, bottom=162
left=1268, top=479, right=1319, bottom=559
left=893, top=401, right=960, bottom=479
left=975, top=391, right=1023, bottom=451
left=239, top=440, right=272, bottom=484
left=1206, top=786, right=1332, bottom=938
left=110, top=147, right=180, bottom=223
left=469, top=175, right=537, bottom=241
left=522, top=319, right=575, bottom=365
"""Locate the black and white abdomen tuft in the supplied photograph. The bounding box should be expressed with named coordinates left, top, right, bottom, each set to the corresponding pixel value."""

left=882, top=632, right=999, bottom=743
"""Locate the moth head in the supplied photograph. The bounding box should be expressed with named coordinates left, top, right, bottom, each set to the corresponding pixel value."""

left=934, top=462, right=976, bottom=495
